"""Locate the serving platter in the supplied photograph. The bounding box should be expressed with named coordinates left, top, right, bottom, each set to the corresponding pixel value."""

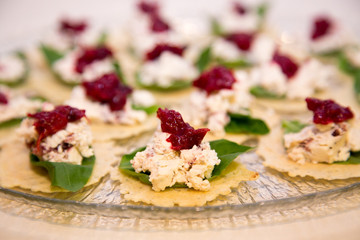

left=0, top=132, right=359, bottom=230
left=1, top=0, right=360, bottom=231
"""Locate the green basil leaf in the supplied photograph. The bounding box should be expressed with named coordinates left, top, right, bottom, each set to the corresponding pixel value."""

left=210, top=18, right=224, bottom=36
left=316, top=49, right=342, bottom=58
left=354, top=71, right=360, bottom=103
left=0, top=51, right=29, bottom=87
left=338, top=53, right=358, bottom=75
left=281, top=120, right=308, bottom=134
left=257, top=3, right=269, bottom=19
left=135, top=72, right=191, bottom=91
left=97, top=31, right=108, bottom=46
left=119, top=140, right=251, bottom=185
left=209, top=139, right=252, bottom=179
left=132, top=105, right=159, bottom=115
left=250, top=86, right=285, bottom=99
left=113, top=60, right=127, bottom=84
left=225, top=113, right=269, bottom=135
left=30, top=153, right=95, bottom=192
left=40, top=44, right=64, bottom=67
left=216, top=58, right=251, bottom=69
left=0, top=118, right=23, bottom=129
left=196, top=46, right=212, bottom=72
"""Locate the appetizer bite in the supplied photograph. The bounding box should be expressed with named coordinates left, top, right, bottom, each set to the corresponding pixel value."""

left=112, top=108, right=258, bottom=206
left=257, top=98, right=360, bottom=179
left=40, top=17, right=107, bottom=63
left=0, top=105, right=117, bottom=192
left=0, top=86, right=44, bottom=129
left=308, top=15, right=355, bottom=56
left=0, top=51, right=29, bottom=87
left=248, top=49, right=335, bottom=112
left=181, top=65, right=269, bottom=139
left=66, top=73, right=158, bottom=140
left=136, top=43, right=198, bottom=91
left=210, top=1, right=268, bottom=36
left=51, top=45, right=123, bottom=86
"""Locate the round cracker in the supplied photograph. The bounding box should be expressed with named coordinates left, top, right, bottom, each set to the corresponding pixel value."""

left=257, top=125, right=360, bottom=180
left=0, top=138, right=121, bottom=193
left=91, top=115, right=158, bottom=142
left=110, top=161, right=258, bottom=207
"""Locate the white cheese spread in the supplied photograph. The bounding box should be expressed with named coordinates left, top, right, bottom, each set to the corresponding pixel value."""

left=17, top=117, right=94, bottom=165
left=139, top=52, right=198, bottom=88
left=131, top=131, right=220, bottom=191
left=283, top=122, right=359, bottom=164
left=53, top=50, right=114, bottom=84
left=66, top=87, right=148, bottom=125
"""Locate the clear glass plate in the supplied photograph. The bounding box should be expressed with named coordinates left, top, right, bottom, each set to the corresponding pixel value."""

left=1, top=132, right=360, bottom=231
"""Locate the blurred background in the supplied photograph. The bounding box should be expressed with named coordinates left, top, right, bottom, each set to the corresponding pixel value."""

left=0, top=0, right=359, bottom=51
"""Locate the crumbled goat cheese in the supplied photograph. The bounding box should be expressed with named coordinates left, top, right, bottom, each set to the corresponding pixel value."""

left=131, top=131, right=220, bottom=191
left=287, top=59, right=332, bottom=99
left=283, top=122, right=357, bottom=164
left=17, top=118, right=93, bottom=165
left=310, top=28, right=355, bottom=54
left=0, top=54, right=26, bottom=81
left=211, top=38, right=243, bottom=61
left=131, top=90, right=156, bottom=108
left=0, top=88, right=43, bottom=123
left=250, top=34, right=276, bottom=64
left=183, top=74, right=252, bottom=136
left=53, top=50, right=114, bottom=84
left=250, top=59, right=331, bottom=99
left=139, top=52, right=198, bottom=87
left=66, top=87, right=147, bottom=124
left=250, top=62, right=287, bottom=96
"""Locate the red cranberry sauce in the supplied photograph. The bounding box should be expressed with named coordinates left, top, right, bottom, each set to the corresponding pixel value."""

left=75, top=46, right=113, bottom=74
left=150, top=15, right=170, bottom=32
left=137, top=0, right=159, bottom=15
left=28, top=105, right=86, bottom=154
left=145, top=43, right=185, bottom=61
left=60, top=18, right=88, bottom=36
left=193, top=66, right=236, bottom=95
left=0, top=91, right=8, bottom=105
left=225, top=32, right=254, bottom=51
left=233, top=2, right=247, bottom=15
left=272, top=52, right=299, bottom=79
left=306, top=98, right=354, bottom=125
left=157, top=108, right=209, bottom=151
left=82, top=73, right=132, bottom=111
left=311, top=16, right=333, bottom=41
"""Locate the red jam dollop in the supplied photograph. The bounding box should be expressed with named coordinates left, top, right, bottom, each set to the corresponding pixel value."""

left=60, top=19, right=88, bottom=36
left=145, top=43, right=185, bottom=61
left=306, top=97, right=354, bottom=125
left=82, top=73, right=132, bottom=111
left=225, top=32, right=254, bottom=51
left=157, top=108, right=209, bottom=151
left=193, top=66, right=236, bottom=95
left=75, top=46, right=113, bottom=74
left=311, top=16, right=332, bottom=41
left=233, top=2, right=247, bottom=15
left=138, top=0, right=159, bottom=15
left=272, top=52, right=298, bottom=79
left=28, top=105, right=86, bottom=154
left=150, top=15, right=170, bottom=32
left=0, top=92, right=8, bottom=105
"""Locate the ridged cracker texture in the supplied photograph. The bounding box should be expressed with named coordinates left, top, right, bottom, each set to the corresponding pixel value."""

left=0, top=138, right=121, bottom=192
left=110, top=161, right=258, bottom=207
